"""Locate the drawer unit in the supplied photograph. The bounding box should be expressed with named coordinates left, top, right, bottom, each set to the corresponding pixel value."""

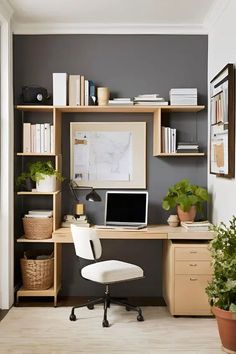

left=163, top=240, right=212, bottom=316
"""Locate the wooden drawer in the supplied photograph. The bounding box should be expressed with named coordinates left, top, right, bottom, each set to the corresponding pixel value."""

left=175, top=246, right=210, bottom=261
left=174, top=274, right=211, bottom=315
left=175, top=261, right=212, bottom=275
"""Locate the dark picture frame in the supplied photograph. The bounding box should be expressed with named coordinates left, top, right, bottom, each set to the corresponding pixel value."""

left=210, top=63, right=235, bottom=178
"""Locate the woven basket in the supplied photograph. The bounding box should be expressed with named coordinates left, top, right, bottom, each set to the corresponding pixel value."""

left=22, top=217, right=53, bottom=240
left=20, top=250, right=54, bottom=290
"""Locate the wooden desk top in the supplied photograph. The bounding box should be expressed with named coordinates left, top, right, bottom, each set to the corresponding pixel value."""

left=52, top=225, right=214, bottom=243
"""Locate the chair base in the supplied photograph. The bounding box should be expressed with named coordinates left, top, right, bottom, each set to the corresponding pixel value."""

left=69, top=285, right=144, bottom=327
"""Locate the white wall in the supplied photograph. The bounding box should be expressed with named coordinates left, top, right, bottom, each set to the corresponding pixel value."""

left=0, top=0, right=14, bottom=309
left=208, top=0, right=236, bottom=224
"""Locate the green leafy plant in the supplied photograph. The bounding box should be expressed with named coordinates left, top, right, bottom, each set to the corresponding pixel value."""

left=162, top=178, right=208, bottom=213
left=206, top=216, right=236, bottom=313
left=16, top=161, right=63, bottom=189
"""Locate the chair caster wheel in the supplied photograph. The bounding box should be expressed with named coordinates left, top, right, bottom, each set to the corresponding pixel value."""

left=70, top=313, right=76, bottom=321
left=125, top=306, right=131, bottom=311
left=87, top=304, right=94, bottom=310
left=137, top=314, right=144, bottom=322
left=102, top=319, right=109, bottom=327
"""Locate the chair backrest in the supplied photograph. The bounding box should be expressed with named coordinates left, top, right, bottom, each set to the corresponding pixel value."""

left=71, top=225, right=102, bottom=260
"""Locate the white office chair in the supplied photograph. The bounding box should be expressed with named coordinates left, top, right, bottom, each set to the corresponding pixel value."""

left=69, top=224, right=144, bottom=327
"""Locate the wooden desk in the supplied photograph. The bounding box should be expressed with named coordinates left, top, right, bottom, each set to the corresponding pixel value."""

left=17, top=225, right=214, bottom=312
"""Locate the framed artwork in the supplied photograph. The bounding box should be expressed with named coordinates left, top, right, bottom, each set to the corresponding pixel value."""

left=70, top=122, right=146, bottom=188
left=210, top=63, right=235, bottom=178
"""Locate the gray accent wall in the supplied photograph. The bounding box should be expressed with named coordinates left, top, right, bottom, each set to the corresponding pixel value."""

left=14, top=34, right=208, bottom=297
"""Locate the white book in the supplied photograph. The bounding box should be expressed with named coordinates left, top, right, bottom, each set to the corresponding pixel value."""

left=167, top=127, right=171, bottom=153
left=134, top=101, right=169, bottom=106
left=170, top=88, right=197, bottom=95
left=40, top=124, right=44, bottom=153
left=85, top=79, right=89, bottom=106
left=113, top=98, right=132, bottom=101
left=50, top=125, right=55, bottom=153
left=134, top=97, right=164, bottom=102
left=53, top=73, right=68, bottom=105
left=29, top=210, right=53, bottom=216
left=161, top=126, right=165, bottom=153
left=173, top=128, right=176, bottom=153
left=35, top=123, right=41, bottom=153
left=23, top=123, right=31, bottom=153
left=69, top=75, right=80, bottom=106
left=136, top=94, right=160, bottom=98
left=44, top=123, right=51, bottom=152
left=25, top=214, right=52, bottom=218
left=31, top=124, right=36, bottom=152
left=164, top=127, right=168, bottom=153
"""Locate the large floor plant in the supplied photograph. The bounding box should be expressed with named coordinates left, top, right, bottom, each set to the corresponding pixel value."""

left=206, top=215, right=236, bottom=353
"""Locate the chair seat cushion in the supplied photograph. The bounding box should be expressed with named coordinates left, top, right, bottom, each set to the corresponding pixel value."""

left=81, top=260, right=144, bottom=284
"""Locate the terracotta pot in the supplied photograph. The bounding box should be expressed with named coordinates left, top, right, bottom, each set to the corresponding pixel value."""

left=212, top=306, right=236, bottom=353
left=177, top=205, right=197, bottom=222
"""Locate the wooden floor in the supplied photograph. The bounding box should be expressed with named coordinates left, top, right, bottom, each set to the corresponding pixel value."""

left=0, top=306, right=223, bottom=353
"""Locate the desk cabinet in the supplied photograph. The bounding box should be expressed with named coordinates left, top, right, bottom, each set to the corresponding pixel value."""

left=163, top=240, right=212, bottom=316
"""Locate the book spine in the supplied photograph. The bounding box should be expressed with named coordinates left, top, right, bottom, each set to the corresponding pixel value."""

left=53, top=73, right=68, bottom=105
left=40, top=124, right=44, bottom=153
left=35, top=123, right=41, bottom=153
left=31, top=124, right=36, bottom=152
left=69, top=75, right=80, bottom=106
left=23, top=123, right=31, bottom=153
left=80, top=75, right=85, bottom=106
left=44, top=123, right=51, bottom=152
left=50, top=125, right=55, bottom=153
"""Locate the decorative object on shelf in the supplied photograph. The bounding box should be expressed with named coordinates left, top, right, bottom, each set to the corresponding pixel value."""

left=167, top=214, right=179, bottom=227
left=21, top=85, right=51, bottom=104
left=205, top=215, right=236, bottom=353
left=16, top=161, right=64, bottom=193
left=210, top=63, right=235, bottom=178
left=169, top=88, right=197, bottom=105
left=162, top=179, right=208, bottom=222
left=20, top=250, right=54, bottom=290
left=97, top=87, right=110, bottom=106
left=70, top=122, right=146, bottom=188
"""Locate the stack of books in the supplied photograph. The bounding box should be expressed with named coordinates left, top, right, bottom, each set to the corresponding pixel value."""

left=61, top=214, right=90, bottom=228
left=170, top=88, right=197, bottom=105
left=25, top=210, right=53, bottom=218
left=134, top=94, right=169, bottom=106
left=23, top=123, right=54, bottom=153
left=108, top=98, right=133, bottom=106
left=177, top=142, right=199, bottom=153
left=181, top=221, right=212, bottom=231
left=161, top=127, right=176, bottom=153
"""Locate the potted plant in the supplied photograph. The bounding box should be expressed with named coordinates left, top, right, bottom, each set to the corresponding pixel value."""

left=162, top=179, right=208, bottom=221
left=206, top=216, right=236, bottom=353
left=16, top=161, right=63, bottom=192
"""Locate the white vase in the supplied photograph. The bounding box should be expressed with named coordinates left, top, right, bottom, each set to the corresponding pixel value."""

left=36, top=175, right=56, bottom=192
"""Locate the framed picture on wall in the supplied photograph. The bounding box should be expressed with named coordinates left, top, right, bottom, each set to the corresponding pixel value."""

left=210, top=63, right=235, bottom=178
left=70, top=121, right=146, bottom=188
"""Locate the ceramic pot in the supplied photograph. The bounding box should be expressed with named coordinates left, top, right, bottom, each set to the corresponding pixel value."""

left=212, top=306, right=236, bottom=353
left=167, top=214, right=179, bottom=227
left=36, top=175, right=57, bottom=192
left=177, top=205, right=197, bottom=222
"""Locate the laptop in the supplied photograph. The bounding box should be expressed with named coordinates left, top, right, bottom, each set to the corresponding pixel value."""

left=96, top=191, right=148, bottom=230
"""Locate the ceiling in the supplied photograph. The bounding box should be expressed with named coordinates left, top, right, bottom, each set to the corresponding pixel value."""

left=7, top=0, right=225, bottom=34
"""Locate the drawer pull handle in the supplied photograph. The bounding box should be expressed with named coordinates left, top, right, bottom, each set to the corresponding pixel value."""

left=189, top=263, right=197, bottom=267
left=190, top=278, right=198, bottom=281
left=190, top=251, right=197, bottom=254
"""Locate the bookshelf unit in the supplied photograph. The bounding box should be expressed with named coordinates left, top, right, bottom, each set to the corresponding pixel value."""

left=15, top=104, right=205, bottom=305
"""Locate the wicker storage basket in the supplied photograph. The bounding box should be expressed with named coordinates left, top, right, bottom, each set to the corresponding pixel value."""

left=20, top=250, right=54, bottom=290
left=22, top=217, right=53, bottom=240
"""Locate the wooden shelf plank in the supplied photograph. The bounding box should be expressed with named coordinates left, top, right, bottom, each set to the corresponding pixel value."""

left=16, top=105, right=54, bottom=112
left=17, top=236, right=54, bottom=243
left=17, top=152, right=57, bottom=156
left=17, top=286, right=55, bottom=297
left=16, top=105, right=205, bottom=113
left=17, top=190, right=60, bottom=195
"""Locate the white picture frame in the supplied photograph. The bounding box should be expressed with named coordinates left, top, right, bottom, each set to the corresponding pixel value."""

left=70, top=122, right=146, bottom=188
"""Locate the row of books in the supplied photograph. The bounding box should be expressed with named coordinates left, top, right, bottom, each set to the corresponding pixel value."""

left=161, top=127, right=176, bottom=153
left=23, top=123, right=54, bottom=153
left=24, top=210, right=53, bottom=218
left=177, top=142, right=199, bottom=153
left=181, top=221, right=212, bottom=231
left=170, top=88, right=197, bottom=105
left=53, top=73, right=96, bottom=106
left=210, top=91, right=227, bottom=125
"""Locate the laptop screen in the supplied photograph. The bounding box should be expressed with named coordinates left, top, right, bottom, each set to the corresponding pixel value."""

left=105, top=191, right=148, bottom=226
